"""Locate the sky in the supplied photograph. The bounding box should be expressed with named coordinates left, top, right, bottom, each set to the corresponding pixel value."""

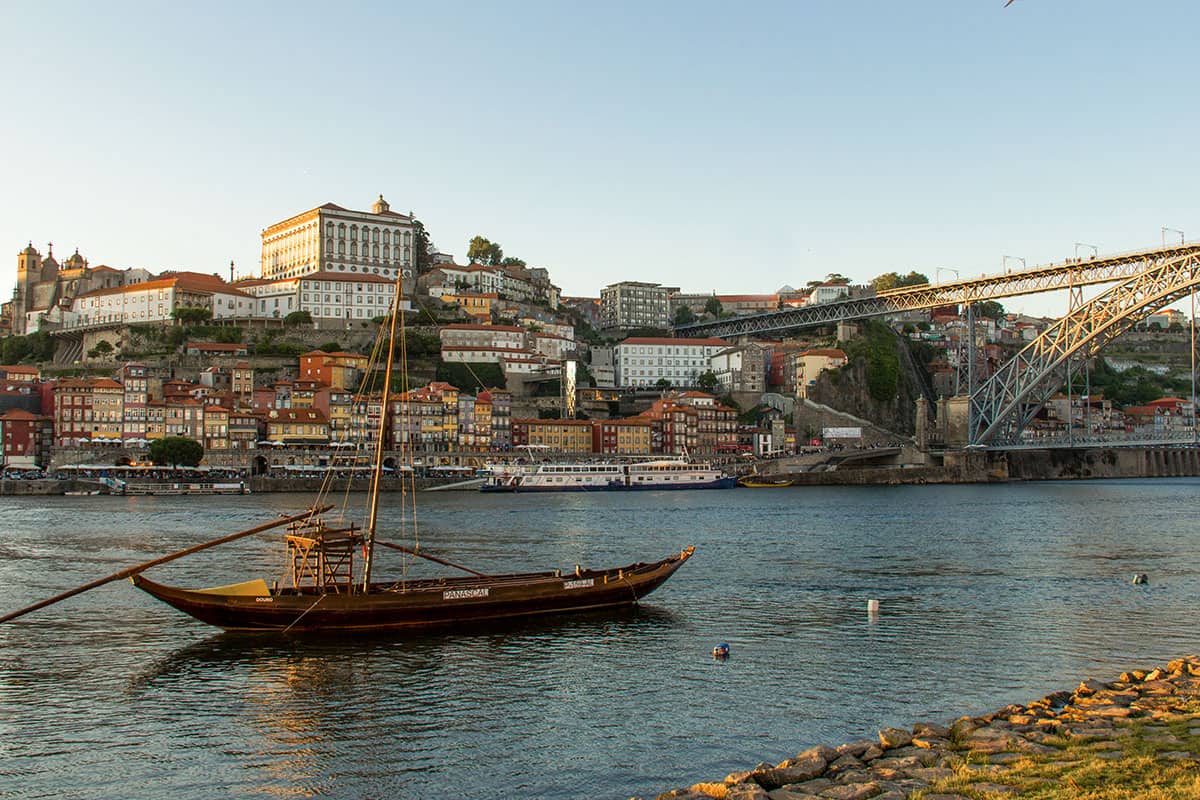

left=2, top=0, right=1198, bottom=317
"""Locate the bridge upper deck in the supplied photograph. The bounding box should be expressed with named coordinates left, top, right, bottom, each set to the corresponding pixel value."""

left=676, top=241, right=1200, bottom=339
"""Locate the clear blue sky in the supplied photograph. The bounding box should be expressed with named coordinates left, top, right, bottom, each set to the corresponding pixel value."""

left=2, top=1, right=1198, bottom=316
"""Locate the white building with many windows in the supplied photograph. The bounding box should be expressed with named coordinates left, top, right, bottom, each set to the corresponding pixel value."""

left=614, top=336, right=729, bottom=388
left=240, top=272, right=399, bottom=323
left=260, top=195, right=416, bottom=298
left=69, top=273, right=256, bottom=327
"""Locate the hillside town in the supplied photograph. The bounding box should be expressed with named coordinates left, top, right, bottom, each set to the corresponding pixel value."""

left=0, top=195, right=1195, bottom=475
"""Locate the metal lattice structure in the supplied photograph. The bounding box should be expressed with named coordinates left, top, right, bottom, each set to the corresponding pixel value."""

left=968, top=251, right=1200, bottom=445
left=675, top=242, right=1200, bottom=339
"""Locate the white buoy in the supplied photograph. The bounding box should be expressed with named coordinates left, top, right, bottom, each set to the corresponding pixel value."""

left=867, top=599, right=880, bottom=614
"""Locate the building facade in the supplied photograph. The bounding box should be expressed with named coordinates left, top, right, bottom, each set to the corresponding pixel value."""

left=259, top=195, right=416, bottom=300
left=600, top=281, right=671, bottom=331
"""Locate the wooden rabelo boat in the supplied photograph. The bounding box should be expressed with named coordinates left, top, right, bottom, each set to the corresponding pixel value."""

left=737, top=475, right=792, bottom=488
left=1, top=276, right=694, bottom=634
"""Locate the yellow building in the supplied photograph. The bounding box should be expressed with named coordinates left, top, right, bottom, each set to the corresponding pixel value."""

left=512, top=418, right=593, bottom=454
left=265, top=408, right=330, bottom=445
left=203, top=405, right=230, bottom=451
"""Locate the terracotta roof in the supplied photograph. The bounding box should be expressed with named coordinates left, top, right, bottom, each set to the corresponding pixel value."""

left=77, top=273, right=254, bottom=300
left=441, top=345, right=529, bottom=354
left=441, top=323, right=525, bottom=333
left=0, top=408, right=41, bottom=420
left=269, top=409, right=328, bottom=423
left=800, top=348, right=847, bottom=359
left=0, top=365, right=39, bottom=374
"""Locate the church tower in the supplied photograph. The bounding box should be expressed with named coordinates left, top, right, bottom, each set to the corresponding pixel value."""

left=12, top=243, right=42, bottom=335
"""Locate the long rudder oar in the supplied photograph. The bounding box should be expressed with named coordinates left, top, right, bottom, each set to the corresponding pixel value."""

left=0, top=505, right=332, bottom=625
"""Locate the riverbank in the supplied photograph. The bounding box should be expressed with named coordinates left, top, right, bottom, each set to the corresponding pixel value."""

left=651, top=656, right=1200, bottom=800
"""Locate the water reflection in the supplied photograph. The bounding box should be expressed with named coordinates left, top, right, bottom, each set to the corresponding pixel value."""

left=6, top=484, right=1200, bottom=799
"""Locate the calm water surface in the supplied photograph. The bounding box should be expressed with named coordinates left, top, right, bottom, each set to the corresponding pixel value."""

left=1, top=481, right=1198, bottom=799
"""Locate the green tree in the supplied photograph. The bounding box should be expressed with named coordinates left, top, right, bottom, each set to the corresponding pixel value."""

left=872, top=271, right=929, bottom=292
left=500, top=256, right=526, bottom=267
left=284, top=310, right=313, bottom=326
left=148, top=436, right=204, bottom=468
left=844, top=321, right=901, bottom=402
left=171, top=306, right=212, bottom=325
left=412, top=218, right=434, bottom=274
left=704, top=296, right=723, bottom=318
left=697, top=370, right=719, bottom=393
left=87, top=340, right=114, bottom=360
left=655, top=378, right=672, bottom=390
left=974, top=300, right=1005, bottom=319
left=318, top=341, right=342, bottom=352
left=467, top=236, right=504, bottom=265
left=673, top=305, right=697, bottom=326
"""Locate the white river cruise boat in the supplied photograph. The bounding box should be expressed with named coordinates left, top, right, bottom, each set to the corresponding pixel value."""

left=481, top=458, right=735, bottom=492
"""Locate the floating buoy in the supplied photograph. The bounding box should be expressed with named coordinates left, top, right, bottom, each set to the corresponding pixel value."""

left=867, top=599, right=880, bottom=614
left=712, top=642, right=730, bottom=659
left=1132, top=573, right=1149, bottom=585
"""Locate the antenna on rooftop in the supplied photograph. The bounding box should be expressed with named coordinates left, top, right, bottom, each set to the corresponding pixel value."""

left=230, top=260, right=235, bottom=283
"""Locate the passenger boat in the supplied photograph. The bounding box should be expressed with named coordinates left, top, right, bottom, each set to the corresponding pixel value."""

left=481, top=457, right=736, bottom=492
left=0, top=275, right=695, bottom=634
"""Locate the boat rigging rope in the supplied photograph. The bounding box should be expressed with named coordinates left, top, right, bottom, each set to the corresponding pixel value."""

left=281, top=593, right=326, bottom=633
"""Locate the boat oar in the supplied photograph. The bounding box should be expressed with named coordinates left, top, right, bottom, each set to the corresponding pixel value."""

left=0, top=505, right=333, bottom=625
left=376, top=540, right=491, bottom=577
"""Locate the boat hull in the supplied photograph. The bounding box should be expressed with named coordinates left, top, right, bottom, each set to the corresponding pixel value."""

left=131, top=548, right=694, bottom=633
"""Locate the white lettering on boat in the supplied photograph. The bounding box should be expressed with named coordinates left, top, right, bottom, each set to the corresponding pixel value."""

left=255, top=597, right=273, bottom=603
left=563, top=578, right=594, bottom=590
left=443, top=588, right=489, bottom=600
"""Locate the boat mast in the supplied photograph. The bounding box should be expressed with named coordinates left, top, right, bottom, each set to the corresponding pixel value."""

left=362, top=275, right=403, bottom=591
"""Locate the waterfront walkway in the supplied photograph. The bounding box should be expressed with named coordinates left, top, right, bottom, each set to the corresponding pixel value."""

left=651, top=656, right=1200, bottom=800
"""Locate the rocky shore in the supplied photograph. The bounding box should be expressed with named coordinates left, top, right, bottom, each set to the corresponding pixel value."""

left=650, top=656, right=1200, bottom=800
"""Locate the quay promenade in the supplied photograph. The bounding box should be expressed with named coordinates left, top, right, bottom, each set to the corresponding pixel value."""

left=652, top=656, right=1200, bottom=800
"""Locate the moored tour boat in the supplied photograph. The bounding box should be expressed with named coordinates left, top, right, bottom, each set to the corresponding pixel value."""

left=481, top=457, right=735, bottom=492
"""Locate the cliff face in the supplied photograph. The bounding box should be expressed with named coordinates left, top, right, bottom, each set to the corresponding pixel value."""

left=807, top=330, right=930, bottom=436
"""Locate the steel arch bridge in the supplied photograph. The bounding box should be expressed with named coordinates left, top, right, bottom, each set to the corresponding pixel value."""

left=674, top=242, right=1200, bottom=339
left=968, top=249, right=1200, bottom=445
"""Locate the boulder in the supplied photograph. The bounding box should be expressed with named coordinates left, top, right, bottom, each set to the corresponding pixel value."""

left=750, top=754, right=827, bottom=790
left=835, top=741, right=874, bottom=758
left=726, top=783, right=772, bottom=800
left=817, top=782, right=883, bottom=800
left=877, top=728, right=912, bottom=749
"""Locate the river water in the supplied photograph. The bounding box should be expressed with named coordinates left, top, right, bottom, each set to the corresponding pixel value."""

left=1, top=480, right=1198, bottom=799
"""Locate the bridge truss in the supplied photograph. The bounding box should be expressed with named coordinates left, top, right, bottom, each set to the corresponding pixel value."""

left=676, top=242, right=1200, bottom=339
left=968, top=250, right=1200, bottom=445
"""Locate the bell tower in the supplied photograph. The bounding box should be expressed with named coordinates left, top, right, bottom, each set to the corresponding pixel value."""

left=12, top=243, right=42, bottom=335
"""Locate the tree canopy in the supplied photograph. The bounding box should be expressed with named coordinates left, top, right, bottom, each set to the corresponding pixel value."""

left=412, top=218, right=434, bottom=274
left=467, top=236, right=505, bottom=266
left=171, top=306, right=212, bottom=325
left=871, top=271, right=929, bottom=292
left=697, top=370, right=719, bottom=393
left=974, top=300, right=1005, bottom=319
left=148, top=436, right=204, bottom=468
left=704, top=296, right=723, bottom=317
left=284, top=310, right=313, bottom=326
left=673, top=305, right=697, bottom=326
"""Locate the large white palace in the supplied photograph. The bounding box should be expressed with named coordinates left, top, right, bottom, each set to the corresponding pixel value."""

left=259, top=195, right=415, bottom=288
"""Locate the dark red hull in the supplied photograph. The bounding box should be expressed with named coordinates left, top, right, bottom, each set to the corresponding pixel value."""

left=131, top=547, right=694, bottom=633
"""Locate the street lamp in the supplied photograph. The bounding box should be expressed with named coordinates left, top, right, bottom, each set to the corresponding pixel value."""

left=1074, top=243, right=1098, bottom=261
left=1162, top=227, right=1185, bottom=247
left=1002, top=255, right=1025, bottom=274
